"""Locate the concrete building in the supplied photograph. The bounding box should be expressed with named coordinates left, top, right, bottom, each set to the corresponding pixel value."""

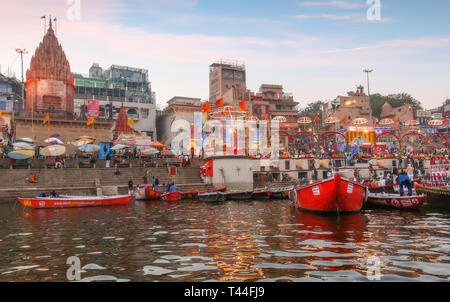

left=0, top=74, right=23, bottom=112
left=157, top=96, right=202, bottom=147
left=74, top=63, right=157, bottom=139
left=322, top=86, right=370, bottom=130
left=209, top=60, right=246, bottom=107
left=380, top=102, right=414, bottom=124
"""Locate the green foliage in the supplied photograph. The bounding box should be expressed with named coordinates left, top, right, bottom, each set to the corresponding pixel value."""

left=299, top=101, right=325, bottom=122
left=370, top=93, right=423, bottom=119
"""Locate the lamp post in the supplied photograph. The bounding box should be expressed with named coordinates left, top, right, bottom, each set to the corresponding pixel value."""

left=363, top=68, right=373, bottom=125
left=15, top=48, right=28, bottom=113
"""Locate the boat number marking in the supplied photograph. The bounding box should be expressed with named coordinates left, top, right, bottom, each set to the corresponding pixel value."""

left=347, top=183, right=353, bottom=194
left=312, top=186, right=320, bottom=196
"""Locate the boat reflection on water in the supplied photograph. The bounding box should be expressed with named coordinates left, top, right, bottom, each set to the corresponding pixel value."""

left=19, top=204, right=132, bottom=220
left=292, top=209, right=369, bottom=276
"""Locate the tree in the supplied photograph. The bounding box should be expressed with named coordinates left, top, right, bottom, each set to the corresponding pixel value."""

left=299, top=101, right=325, bottom=123
left=370, top=93, right=423, bottom=119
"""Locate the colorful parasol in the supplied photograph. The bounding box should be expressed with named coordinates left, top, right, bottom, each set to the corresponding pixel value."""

left=111, top=144, right=129, bottom=150
left=40, top=145, right=66, bottom=157
left=428, top=119, right=443, bottom=126
left=140, top=147, right=160, bottom=156
left=379, top=118, right=394, bottom=125
left=404, top=119, right=419, bottom=126
left=78, top=144, right=100, bottom=153
left=352, top=117, right=368, bottom=125
left=272, top=116, right=287, bottom=122
left=160, top=149, right=175, bottom=157
left=17, top=137, right=34, bottom=143
left=13, top=142, right=35, bottom=150
left=297, top=116, right=312, bottom=124
left=44, top=137, right=64, bottom=145
left=8, top=150, right=35, bottom=160
left=325, top=116, right=339, bottom=124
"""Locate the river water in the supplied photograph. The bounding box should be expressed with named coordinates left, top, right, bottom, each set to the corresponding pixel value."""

left=0, top=199, right=448, bottom=282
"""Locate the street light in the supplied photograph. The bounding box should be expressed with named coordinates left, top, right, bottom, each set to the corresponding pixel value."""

left=363, top=68, right=373, bottom=125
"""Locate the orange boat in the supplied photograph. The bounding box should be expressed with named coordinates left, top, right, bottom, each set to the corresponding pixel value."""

left=161, top=191, right=182, bottom=201
left=289, top=174, right=367, bottom=213
left=18, top=195, right=133, bottom=209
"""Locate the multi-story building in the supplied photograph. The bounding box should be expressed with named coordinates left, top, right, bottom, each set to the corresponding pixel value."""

left=322, top=86, right=370, bottom=130
left=74, top=63, right=157, bottom=139
left=157, top=96, right=202, bottom=147
left=209, top=60, right=246, bottom=107
left=0, top=74, right=23, bottom=112
left=249, top=84, right=299, bottom=149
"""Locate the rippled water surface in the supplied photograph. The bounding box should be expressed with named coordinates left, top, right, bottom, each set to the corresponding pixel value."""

left=0, top=200, right=448, bottom=281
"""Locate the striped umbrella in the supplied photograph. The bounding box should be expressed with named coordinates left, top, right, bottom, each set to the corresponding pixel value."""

left=40, top=145, right=66, bottom=157
left=379, top=118, right=394, bottom=126
left=78, top=144, right=101, bottom=153
left=8, top=150, right=35, bottom=160
left=297, top=116, right=312, bottom=124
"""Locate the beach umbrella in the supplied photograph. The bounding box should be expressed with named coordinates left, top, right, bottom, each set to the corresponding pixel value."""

left=40, top=145, right=66, bottom=157
left=352, top=117, right=368, bottom=125
left=428, top=119, right=443, bottom=126
left=73, top=140, right=92, bottom=147
left=297, top=116, right=312, bottom=124
left=379, top=118, right=394, bottom=126
left=17, top=137, right=34, bottom=143
left=44, top=137, right=64, bottom=144
left=13, top=142, right=35, bottom=150
left=8, top=150, right=35, bottom=160
left=78, top=144, right=101, bottom=153
left=404, top=119, right=419, bottom=126
left=76, top=135, right=95, bottom=141
left=111, top=144, right=128, bottom=150
left=272, top=116, right=287, bottom=122
left=325, top=116, right=339, bottom=124
left=140, top=147, right=160, bottom=156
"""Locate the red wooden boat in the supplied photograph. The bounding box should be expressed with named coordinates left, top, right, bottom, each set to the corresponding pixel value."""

left=18, top=195, right=133, bottom=209
left=289, top=173, right=366, bottom=213
left=367, top=193, right=426, bottom=209
left=161, top=191, right=182, bottom=201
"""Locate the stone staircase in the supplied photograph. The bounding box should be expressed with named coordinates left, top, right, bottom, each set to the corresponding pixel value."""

left=0, top=165, right=212, bottom=201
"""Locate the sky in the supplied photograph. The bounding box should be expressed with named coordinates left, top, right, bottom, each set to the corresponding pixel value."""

left=1, top=0, right=449, bottom=110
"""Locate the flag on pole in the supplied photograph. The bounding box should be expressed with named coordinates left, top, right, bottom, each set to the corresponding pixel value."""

left=43, top=113, right=50, bottom=124
left=127, top=117, right=134, bottom=126
left=215, top=98, right=224, bottom=107
left=313, top=114, right=319, bottom=123
left=87, top=116, right=94, bottom=126
left=395, top=117, right=400, bottom=125
left=342, top=116, right=347, bottom=123
left=262, top=113, right=268, bottom=120
left=238, top=100, right=247, bottom=112
left=443, top=118, right=447, bottom=125
left=201, top=101, right=211, bottom=113
left=0, top=110, right=2, bottom=118
left=224, top=107, right=232, bottom=116
left=372, top=117, right=376, bottom=126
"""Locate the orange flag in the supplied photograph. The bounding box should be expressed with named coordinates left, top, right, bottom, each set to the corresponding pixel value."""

left=372, top=117, right=376, bottom=126
left=0, top=110, right=2, bottom=118
left=342, top=116, right=348, bottom=123
left=215, top=98, right=223, bottom=107
left=238, top=100, right=247, bottom=112
left=201, top=101, right=211, bottom=113
left=127, top=117, right=134, bottom=126
left=87, top=116, right=94, bottom=126
left=224, top=106, right=232, bottom=115
left=443, top=118, right=447, bottom=125
left=43, top=113, right=50, bottom=124
left=262, top=113, right=268, bottom=120
left=313, top=114, right=319, bottom=123
left=395, top=117, right=400, bottom=124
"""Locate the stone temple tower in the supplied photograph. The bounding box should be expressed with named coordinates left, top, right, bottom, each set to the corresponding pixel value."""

left=25, top=19, right=74, bottom=119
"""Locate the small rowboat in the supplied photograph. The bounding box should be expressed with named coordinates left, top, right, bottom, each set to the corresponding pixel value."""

left=289, top=174, right=366, bottom=213
left=270, top=186, right=293, bottom=199
left=198, top=191, right=226, bottom=202
left=252, top=188, right=272, bottom=200
left=161, top=191, right=182, bottom=201
left=181, top=190, right=199, bottom=199
left=18, top=195, right=132, bottom=209
left=135, top=187, right=162, bottom=200
left=367, top=193, right=426, bottom=209
left=369, top=179, right=422, bottom=194
left=225, top=190, right=253, bottom=201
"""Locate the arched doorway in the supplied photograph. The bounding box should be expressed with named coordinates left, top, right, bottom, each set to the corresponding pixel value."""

left=319, top=132, right=347, bottom=157
left=294, top=131, right=319, bottom=156
left=401, top=132, right=428, bottom=156
left=427, top=133, right=448, bottom=155
left=375, top=132, right=400, bottom=156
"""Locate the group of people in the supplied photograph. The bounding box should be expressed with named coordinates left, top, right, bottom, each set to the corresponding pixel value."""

left=127, top=170, right=178, bottom=195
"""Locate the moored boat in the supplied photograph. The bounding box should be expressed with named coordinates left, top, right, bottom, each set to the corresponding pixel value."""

left=161, top=191, right=182, bottom=201
left=18, top=195, right=133, bottom=209
left=252, top=188, right=272, bottom=200
left=289, top=174, right=366, bottom=213
left=367, top=193, right=426, bottom=209
left=134, top=187, right=161, bottom=201
left=198, top=191, right=226, bottom=202
left=369, top=179, right=421, bottom=194
left=270, top=186, right=293, bottom=199
left=225, top=190, right=253, bottom=201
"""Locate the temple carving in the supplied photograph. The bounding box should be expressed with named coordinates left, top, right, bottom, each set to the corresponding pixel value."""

left=25, top=19, right=74, bottom=119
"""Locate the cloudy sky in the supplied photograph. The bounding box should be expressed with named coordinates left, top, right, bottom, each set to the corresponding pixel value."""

left=1, top=0, right=449, bottom=109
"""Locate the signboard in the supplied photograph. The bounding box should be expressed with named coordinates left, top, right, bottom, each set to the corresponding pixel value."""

left=87, top=99, right=99, bottom=117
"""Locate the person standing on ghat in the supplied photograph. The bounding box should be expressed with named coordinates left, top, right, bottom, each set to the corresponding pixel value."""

left=128, top=178, right=133, bottom=195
